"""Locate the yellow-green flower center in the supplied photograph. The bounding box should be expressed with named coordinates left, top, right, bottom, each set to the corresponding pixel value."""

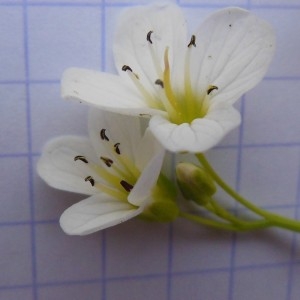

left=74, top=129, right=140, bottom=203
left=122, top=32, right=218, bottom=125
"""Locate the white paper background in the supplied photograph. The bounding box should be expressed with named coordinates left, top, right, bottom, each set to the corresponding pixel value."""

left=0, top=0, right=299, bottom=299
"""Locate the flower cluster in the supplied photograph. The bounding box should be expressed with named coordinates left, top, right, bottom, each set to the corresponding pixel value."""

left=38, top=3, right=300, bottom=235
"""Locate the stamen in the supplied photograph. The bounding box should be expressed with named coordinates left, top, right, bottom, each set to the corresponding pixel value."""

left=85, top=176, right=95, bottom=186
left=120, top=180, right=134, bottom=192
left=155, top=79, right=164, bottom=88
left=100, top=156, right=114, bottom=167
left=114, top=143, right=121, bottom=155
left=124, top=66, right=160, bottom=109
left=100, top=129, right=109, bottom=141
left=207, top=85, right=218, bottom=95
left=187, top=35, right=196, bottom=48
left=122, top=65, right=133, bottom=72
left=147, top=30, right=153, bottom=44
left=74, top=155, right=88, bottom=163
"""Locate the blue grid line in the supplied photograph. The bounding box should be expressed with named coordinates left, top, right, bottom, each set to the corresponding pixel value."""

left=286, top=151, right=300, bottom=300
left=2, top=77, right=300, bottom=86
left=1, top=259, right=299, bottom=292
left=227, top=94, right=247, bottom=300
left=101, top=1, right=107, bottom=299
left=1, top=142, right=300, bottom=159
left=22, top=0, right=37, bottom=299
left=166, top=154, right=176, bottom=300
left=1, top=1, right=300, bottom=10
left=1, top=199, right=299, bottom=229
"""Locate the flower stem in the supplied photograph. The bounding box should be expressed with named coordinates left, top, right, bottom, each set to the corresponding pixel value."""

left=179, top=211, right=271, bottom=232
left=207, top=199, right=274, bottom=230
left=196, top=153, right=300, bottom=232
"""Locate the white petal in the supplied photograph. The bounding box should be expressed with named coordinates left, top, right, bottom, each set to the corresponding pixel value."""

left=61, top=68, right=157, bottom=115
left=114, top=3, right=187, bottom=93
left=88, top=109, right=142, bottom=162
left=149, top=105, right=241, bottom=153
left=37, top=136, right=99, bottom=195
left=60, top=194, right=142, bottom=235
left=134, top=129, right=164, bottom=170
left=128, top=145, right=165, bottom=206
left=190, top=7, right=275, bottom=104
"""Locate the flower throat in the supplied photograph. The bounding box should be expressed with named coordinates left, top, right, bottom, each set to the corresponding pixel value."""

left=121, top=31, right=218, bottom=125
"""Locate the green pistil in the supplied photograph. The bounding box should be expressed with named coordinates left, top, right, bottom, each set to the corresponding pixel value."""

left=162, top=47, right=209, bottom=125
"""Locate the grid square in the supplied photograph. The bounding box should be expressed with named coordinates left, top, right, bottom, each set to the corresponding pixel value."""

left=33, top=156, right=85, bottom=221
left=106, top=0, right=177, bottom=4
left=0, top=157, right=30, bottom=222
left=252, top=0, right=300, bottom=5
left=35, top=223, right=102, bottom=283
left=252, top=8, right=300, bottom=77
left=243, top=80, right=300, bottom=145
left=181, top=0, right=247, bottom=5
left=172, top=218, right=232, bottom=272
left=30, top=83, right=88, bottom=153
left=233, top=266, right=289, bottom=300
left=239, top=147, right=299, bottom=207
left=235, top=208, right=294, bottom=267
left=0, top=6, right=25, bottom=81
left=28, top=6, right=102, bottom=80
left=290, top=264, right=300, bottom=300
left=106, top=277, right=167, bottom=300
left=171, top=271, right=229, bottom=300
left=0, top=288, right=33, bottom=300
left=105, top=220, right=169, bottom=277
left=0, top=84, right=28, bottom=154
left=38, top=283, right=102, bottom=300
left=0, top=225, right=32, bottom=286
left=29, top=0, right=101, bottom=3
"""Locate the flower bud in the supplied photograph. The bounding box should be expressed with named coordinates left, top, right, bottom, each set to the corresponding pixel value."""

left=140, top=174, right=179, bottom=222
left=176, top=162, right=216, bottom=205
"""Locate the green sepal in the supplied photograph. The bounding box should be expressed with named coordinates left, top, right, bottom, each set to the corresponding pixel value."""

left=139, top=173, right=179, bottom=222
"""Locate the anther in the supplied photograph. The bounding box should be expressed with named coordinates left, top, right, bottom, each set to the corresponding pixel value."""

left=155, top=79, right=164, bottom=88
left=114, top=143, right=121, bottom=155
left=85, top=176, right=95, bottom=186
left=100, top=129, right=109, bottom=141
left=147, top=30, right=153, bottom=44
left=122, top=65, right=133, bottom=72
left=187, top=35, right=196, bottom=48
left=74, top=155, right=88, bottom=163
left=207, top=85, right=218, bottom=95
left=100, top=156, right=114, bottom=167
left=120, top=180, right=134, bottom=192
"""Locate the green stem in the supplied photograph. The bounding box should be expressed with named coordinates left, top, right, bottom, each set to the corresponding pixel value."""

left=207, top=199, right=274, bottom=230
left=179, top=211, right=271, bottom=232
left=196, top=153, right=300, bottom=232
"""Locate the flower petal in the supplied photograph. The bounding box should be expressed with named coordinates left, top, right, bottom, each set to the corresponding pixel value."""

left=37, top=136, right=99, bottom=195
left=128, top=143, right=165, bottom=206
left=149, top=105, right=241, bottom=153
left=190, top=7, right=275, bottom=104
left=88, top=109, right=142, bottom=163
left=114, top=3, right=188, bottom=94
left=60, top=194, right=142, bottom=235
left=61, top=68, right=157, bottom=115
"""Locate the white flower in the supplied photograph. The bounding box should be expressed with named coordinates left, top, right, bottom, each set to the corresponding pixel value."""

left=37, top=110, right=166, bottom=235
left=61, top=4, right=275, bottom=153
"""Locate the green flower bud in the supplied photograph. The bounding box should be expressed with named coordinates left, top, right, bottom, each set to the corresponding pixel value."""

left=140, top=174, right=179, bottom=222
left=176, top=162, right=217, bottom=205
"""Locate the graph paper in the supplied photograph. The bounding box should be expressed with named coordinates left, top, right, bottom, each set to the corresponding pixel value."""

left=0, top=0, right=299, bottom=299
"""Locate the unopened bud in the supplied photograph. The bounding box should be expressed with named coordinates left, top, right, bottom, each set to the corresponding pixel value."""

left=176, top=162, right=216, bottom=205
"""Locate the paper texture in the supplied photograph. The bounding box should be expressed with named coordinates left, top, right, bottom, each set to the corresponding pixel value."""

left=0, top=0, right=299, bottom=299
